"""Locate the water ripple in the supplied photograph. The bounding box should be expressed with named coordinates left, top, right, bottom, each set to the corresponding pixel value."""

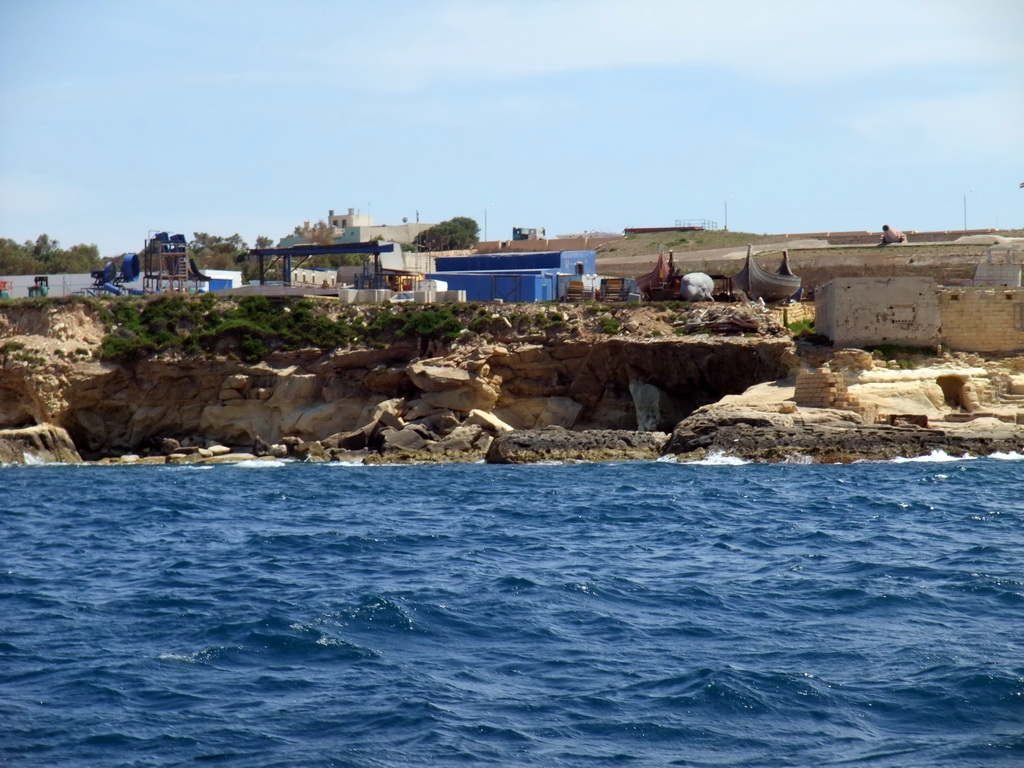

left=3, top=459, right=1024, bottom=766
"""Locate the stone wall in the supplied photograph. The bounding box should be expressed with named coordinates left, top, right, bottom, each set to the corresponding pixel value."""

left=819, top=278, right=1024, bottom=353
left=794, top=367, right=862, bottom=414
left=770, top=303, right=815, bottom=327
left=817, top=277, right=940, bottom=348
left=939, top=288, right=1024, bottom=353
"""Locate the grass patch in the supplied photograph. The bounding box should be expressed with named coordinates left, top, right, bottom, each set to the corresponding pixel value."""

left=864, top=344, right=941, bottom=368
left=787, top=319, right=815, bottom=335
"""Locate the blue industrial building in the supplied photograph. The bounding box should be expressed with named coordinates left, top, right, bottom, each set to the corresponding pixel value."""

left=426, top=271, right=557, bottom=303
left=433, top=250, right=595, bottom=275
left=430, top=250, right=597, bottom=302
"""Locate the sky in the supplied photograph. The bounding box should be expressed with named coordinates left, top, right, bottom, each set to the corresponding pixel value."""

left=1, top=0, right=1022, bottom=257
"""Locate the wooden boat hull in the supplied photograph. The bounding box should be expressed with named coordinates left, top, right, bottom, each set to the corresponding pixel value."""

left=733, top=247, right=801, bottom=302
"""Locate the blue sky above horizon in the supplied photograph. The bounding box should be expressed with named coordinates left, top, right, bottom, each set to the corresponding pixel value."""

left=1, top=0, right=1022, bottom=256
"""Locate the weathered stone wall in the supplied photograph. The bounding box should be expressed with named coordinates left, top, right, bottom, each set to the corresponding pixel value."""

left=818, top=278, right=1024, bottom=354
left=817, top=277, right=940, bottom=348
left=769, top=303, right=815, bottom=327
left=794, top=367, right=861, bottom=414
left=939, top=288, right=1024, bottom=353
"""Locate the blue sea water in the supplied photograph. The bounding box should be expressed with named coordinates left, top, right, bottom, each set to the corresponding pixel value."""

left=2, top=455, right=1024, bottom=767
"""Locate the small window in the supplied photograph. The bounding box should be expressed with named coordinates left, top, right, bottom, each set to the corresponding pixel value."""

left=950, top=294, right=960, bottom=301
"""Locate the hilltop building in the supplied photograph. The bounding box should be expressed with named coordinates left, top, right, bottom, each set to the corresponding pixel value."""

left=278, top=207, right=433, bottom=247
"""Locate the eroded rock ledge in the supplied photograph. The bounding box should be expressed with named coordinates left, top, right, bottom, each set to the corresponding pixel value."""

left=6, top=298, right=1024, bottom=465
left=0, top=425, right=81, bottom=464
left=486, top=428, right=669, bottom=464
left=666, top=410, right=1024, bottom=462
left=0, top=299, right=795, bottom=464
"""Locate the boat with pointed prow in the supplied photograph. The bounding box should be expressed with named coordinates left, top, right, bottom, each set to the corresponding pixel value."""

left=732, top=245, right=801, bottom=303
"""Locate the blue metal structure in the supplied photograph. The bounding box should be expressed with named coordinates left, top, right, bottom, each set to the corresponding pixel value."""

left=144, top=232, right=200, bottom=293
left=433, top=250, right=596, bottom=275
left=429, top=250, right=597, bottom=302
left=247, top=241, right=400, bottom=287
left=85, top=253, right=145, bottom=296
left=427, top=272, right=556, bottom=303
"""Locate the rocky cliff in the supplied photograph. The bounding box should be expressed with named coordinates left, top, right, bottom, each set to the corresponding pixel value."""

left=0, top=297, right=795, bottom=462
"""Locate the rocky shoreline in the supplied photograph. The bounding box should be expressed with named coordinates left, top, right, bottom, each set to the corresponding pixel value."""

left=5, top=401, right=1024, bottom=467
left=4, top=297, right=1024, bottom=466
left=5, top=411, right=1024, bottom=468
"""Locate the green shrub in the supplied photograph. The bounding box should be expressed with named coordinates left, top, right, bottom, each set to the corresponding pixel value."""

left=599, top=316, right=621, bottom=334
left=237, top=295, right=271, bottom=319
left=99, top=333, right=156, bottom=360
left=399, top=306, right=463, bottom=341
left=239, top=336, right=267, bottom=362
left=90, top=293, right=515, bottom=361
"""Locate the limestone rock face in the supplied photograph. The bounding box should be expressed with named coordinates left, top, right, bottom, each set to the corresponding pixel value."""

left=534, top=396, right=583, bottom=429
left=407, top=360, right=502, bottom=413
left=0, top=301, right=799, bottom=460
left=464, top=409, right=514, bottom=434
left=629, top=380, right=683, bottom=432
left=379, top=426, right=429, bottom=453
left=33, top=334, right=791, bottom=455
left=492, top=337, right=794, bottom=431
left=0, top=424, right=82, bottom=464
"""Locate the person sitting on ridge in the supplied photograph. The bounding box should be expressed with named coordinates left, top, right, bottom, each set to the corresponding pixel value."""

left=879, top=224, right=907, bottom=245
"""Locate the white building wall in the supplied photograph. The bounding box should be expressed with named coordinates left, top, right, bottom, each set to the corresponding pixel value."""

left=328, top=207, right=373, bottom=229
left=818, top=277, right=940, bottom=348
left=0, top=272, right=136, bottom=298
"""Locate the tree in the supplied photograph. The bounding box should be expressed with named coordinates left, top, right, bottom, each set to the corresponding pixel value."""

left=0, top=238, right=38, bottom=274
left=0, top=235, right=103, bottom=275
left=46, top=243, right=100, bottom=273
left=291, top=220, right=336, bottom=245
left=32, top=234, right=59, bottom=259
left=286, top=222, right=365, bottom=266
left=189, top=232, right=248, bottom=271
left=414, top=217, right=480, bottom=251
